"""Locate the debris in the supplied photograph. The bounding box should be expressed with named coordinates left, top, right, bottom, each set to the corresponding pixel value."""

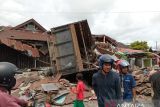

left=12, top=71, right=94, bottom=106
left=54, top=95, right=66, bottom=105
left=41, top=83, right=59, bottom=92
left=59, top=79, right=70, bottom=87
left=133, top=68, right=153, bottom=100
left=53, top=90, right=70, bottom=100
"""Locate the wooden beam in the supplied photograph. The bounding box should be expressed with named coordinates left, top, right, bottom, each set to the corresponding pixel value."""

left=70, top=25, right=83, bottom=71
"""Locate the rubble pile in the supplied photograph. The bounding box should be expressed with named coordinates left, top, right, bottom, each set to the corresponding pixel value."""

left=132, top=69, right=153, bottom=100
left=12, top=70, right=95, bottom=106
left=94, top=42, right=116, bottom=55
left=81, top=41, right=118, bottom=69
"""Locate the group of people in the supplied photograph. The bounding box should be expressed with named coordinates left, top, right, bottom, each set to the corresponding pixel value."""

left=73, top=54, right=160, bottom=107
left=72, top=54, right=136, bottom=107
left=92, top=54, right=136, bottom=107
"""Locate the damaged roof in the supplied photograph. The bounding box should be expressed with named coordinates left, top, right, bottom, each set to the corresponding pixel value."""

left=0, top=27, right=53, bottom=41
left=0, top=18, right=54, bottom=41
left=0, top=19, right=55, bottom=57
left=118, top=47, right=144, bottom=54
left=0, top=38, right=40, bottom=57
left=92, top=34, right=118, bottom=46
left=12, top=18, right=47, bottom=32
left=93, top=34, right=128, bottom=48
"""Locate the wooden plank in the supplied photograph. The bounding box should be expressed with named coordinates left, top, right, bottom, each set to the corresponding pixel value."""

left=79, top=23, right=90, bottom=68
left=70, top=25, right=83, bottom=71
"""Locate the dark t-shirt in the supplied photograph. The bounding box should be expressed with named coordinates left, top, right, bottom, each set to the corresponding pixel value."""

left=92, top=70, right=121, bottom=107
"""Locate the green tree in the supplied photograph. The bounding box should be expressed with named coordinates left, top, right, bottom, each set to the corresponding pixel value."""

left=129, top=41, right=149, bottom=51
left=149, top=47, right=153, bottom=52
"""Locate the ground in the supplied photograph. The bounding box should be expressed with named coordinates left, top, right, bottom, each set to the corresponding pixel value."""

left=54, top=99, right=154, bottom=107
left=55, top=100, right=98, bottom=107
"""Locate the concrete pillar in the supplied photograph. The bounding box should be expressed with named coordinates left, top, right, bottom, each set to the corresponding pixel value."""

left=142, top=58, right=144, bottom=68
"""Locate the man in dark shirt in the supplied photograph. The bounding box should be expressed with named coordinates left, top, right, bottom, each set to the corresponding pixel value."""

left=92, top=54, right=121, bottom=107
left=149, top=68, right=160, bottom=107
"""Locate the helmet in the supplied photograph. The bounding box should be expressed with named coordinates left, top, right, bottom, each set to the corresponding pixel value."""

left=0, top=62, right=20, bottom=90
left=119, top=60, right=130, bottom=68
left=98, top=54, right=114, bottom=69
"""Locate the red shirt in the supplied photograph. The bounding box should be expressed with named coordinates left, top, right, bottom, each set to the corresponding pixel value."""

left=116, top=60, right=123, bottom=72
left=0, top=87, right=27, bottom=107
left=76, top=81, right=85, bottom=100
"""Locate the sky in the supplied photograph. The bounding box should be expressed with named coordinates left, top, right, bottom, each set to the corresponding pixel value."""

left=1, top=0, right=160, bottom=49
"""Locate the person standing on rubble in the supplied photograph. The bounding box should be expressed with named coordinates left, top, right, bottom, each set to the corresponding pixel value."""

left=118, top=60, right=136, bottom=102
left=92, top=54, right=121, bottom=107
left=71, top=73, right=86, bottom=107
left=0, top=62, right=30, bottom=107
left=149, top=66, right=160, bottom=107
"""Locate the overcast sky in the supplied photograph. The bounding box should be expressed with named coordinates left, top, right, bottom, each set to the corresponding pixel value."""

left=1, top=0, right=160, bottom=49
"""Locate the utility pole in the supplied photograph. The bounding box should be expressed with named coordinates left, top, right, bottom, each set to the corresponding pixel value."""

left=156, top=41, right=157, bottom=50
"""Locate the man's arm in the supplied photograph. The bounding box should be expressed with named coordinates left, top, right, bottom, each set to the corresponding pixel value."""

left=131, top=75, right=137, bottom=101
left=115, top=76, right=122, bottom=100
left=92, top=74, right=98, bottom=96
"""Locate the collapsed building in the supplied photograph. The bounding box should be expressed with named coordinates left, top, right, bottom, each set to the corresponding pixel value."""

left=50, top=20, right=96, bottom=75
left=0, top=19, right=53, bottom=68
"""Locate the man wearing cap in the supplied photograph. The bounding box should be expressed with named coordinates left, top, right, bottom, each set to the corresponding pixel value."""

left=118, top=60, right=136, bottom=102
left=92, top=54, right=121, bottom=107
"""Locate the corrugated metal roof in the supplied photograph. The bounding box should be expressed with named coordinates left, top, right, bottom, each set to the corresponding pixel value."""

left=0, top=38, right=40, bottom=57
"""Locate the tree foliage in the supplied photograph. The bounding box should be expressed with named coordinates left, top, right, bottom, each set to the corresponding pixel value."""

left=129, top=41, right=149, bottom=51
left=149, top=47, right=153, bottom=52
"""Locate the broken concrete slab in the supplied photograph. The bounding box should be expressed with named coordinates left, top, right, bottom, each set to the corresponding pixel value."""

left=41, top=83, right=59, bottom=92
left=54, top=95, right=66, bottom=105
left=53, top=90, right=70, bottom=100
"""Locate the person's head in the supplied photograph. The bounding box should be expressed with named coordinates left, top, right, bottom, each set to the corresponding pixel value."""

left=0, top=62, right=20, bottom=93
left=119, top=60, right=130, bottom=74
left=76, top=73, right=83, bottom=81
left=98, top=54, right=114, bottom=73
